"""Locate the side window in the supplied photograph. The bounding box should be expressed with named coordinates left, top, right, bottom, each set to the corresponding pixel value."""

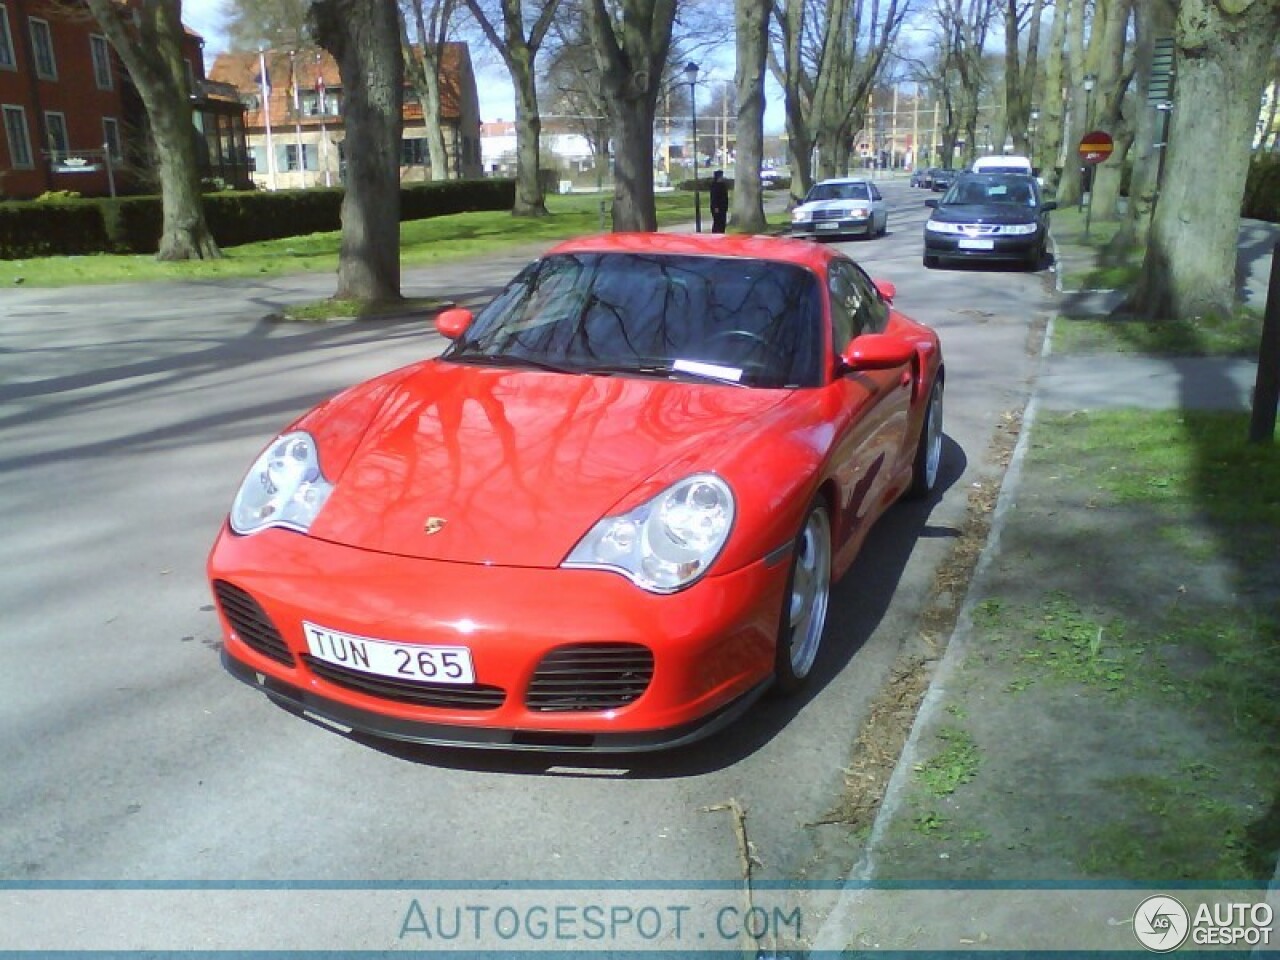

left=870, top=184, right=883, bottom=201
left=828, top=261, right=863, bottom=348
left=848, top=263, right=890, bottom=334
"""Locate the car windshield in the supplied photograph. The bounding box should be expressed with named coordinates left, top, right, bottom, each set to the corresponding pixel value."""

left=943, top=175, right=1037, bottom=207
left=806, top=182, right=870, bottom=202
left=445, top=252, right=824, bottom=389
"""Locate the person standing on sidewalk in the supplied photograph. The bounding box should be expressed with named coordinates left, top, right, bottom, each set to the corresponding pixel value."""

left=709, top=171, right=729, bottom=234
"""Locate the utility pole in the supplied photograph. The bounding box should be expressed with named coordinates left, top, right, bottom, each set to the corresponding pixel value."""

left=932, top=100, right=942, bottom=167
left=891, top=85, right=899, bottom=171
left=911, top=84, right=919, bottom=169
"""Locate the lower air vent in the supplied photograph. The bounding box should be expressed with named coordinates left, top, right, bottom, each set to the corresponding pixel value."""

left=302, top=656, right=506, bottom=710
left=213, top=580, right=294, bottom=666
left=526, top=643, right=655, bottom=712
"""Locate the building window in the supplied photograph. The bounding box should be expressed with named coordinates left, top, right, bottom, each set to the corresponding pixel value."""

left=401, top=138, right=428, bottom=167
left=44, top=111, right=68, bottom=160
left=184, top=59, right=195, bottom=96
left=90, top=34, right=112, bottom=89
left=28, top=17, right=55, bottom=80
left=102, top=116, right=121, bottom=161
left=3, top=104, right=32, bottom=167
left=281, top=142, right=317, bottom=172
left=0, top=5, right=15, bottom=70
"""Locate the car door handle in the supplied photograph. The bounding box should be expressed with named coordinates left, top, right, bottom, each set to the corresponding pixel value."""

left=900, top=371, right=911, bottom=387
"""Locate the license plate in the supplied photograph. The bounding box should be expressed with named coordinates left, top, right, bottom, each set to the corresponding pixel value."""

left=303, top=622, right=475, bottom=684
left=959, top=238, right=994, bottom=250
left=817, top=222, right=839, bottom=230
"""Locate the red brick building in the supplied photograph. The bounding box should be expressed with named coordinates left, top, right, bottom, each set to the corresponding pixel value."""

left=0, top=0, right=250, bottom=199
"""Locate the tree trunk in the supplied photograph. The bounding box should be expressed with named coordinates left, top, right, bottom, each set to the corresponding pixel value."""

left=1110, top=0, right=1176, bottom=252
left=404, top=0, right=453, bottom=181
left=512, top=74, right=548, bottom=215
left=1037, top=0, right=1069, bottom=187
left=583, top=0, right=676, bottom=232
left=1129, top=0, right=1280, bottom=321
left=1056, top=0, right=1089, bottom=208
left=1003, top=0, right=1043, bottom=156
left=778, top=0, right=813, bottom=204
left=1085, top=0, right=1132, bottom=220
left=84, top=0, right=220, bottom=260
left=311, top=0, right=403, bottom=303
left=732, top=0, right=769, bottom=233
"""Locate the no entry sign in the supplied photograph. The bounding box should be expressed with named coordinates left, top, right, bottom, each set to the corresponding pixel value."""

left=1078, top=130, right=1115, bottom=165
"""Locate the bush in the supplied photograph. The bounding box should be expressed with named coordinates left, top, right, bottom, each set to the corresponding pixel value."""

left=35, top=190, right=83, bottom=202
left=0, top=200, right=108, bottom=257
left=0, top=177, right=519, bottom=259
left=1242, top=152, right=1280, bottom=223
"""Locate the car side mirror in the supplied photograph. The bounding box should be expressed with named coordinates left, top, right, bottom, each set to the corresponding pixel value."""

left=1041, top=200, right=1058, bottom=212
left=925, top=198, right=938, bottom=208
left=434, top=307, right=473, bottom=340
left=873, top=278, right=896, bottom=303
left=840, top=333, right=914, bottom=372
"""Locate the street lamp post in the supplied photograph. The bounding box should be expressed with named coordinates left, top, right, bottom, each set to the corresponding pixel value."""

left=1029, top=107, right=1040, bottom=164
left=685, top=61, right=701, bottom=232
left=1081, top=74, right=1097, bottom=212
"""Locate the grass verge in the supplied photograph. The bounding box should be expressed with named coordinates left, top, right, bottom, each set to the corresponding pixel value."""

left=0, top=192, right=733, bottom=288
left=1051, top=311, right=1264, bottom=357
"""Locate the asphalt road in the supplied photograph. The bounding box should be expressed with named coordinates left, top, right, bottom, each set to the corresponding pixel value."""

left=0, top=181, right=1052, bottom=899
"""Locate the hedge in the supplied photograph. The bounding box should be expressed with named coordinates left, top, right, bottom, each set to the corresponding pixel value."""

left=1243, top=152, right=1280, bottom=223
left=0, top=177, right=517, bottom=259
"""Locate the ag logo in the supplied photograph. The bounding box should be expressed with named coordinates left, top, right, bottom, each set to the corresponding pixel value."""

left=1133, top=895, right=1189, bottom=952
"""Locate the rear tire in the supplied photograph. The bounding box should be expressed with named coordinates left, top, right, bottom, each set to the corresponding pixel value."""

left=907, top=379, right=944, bottom=499
left=773, top=500, right=832, bottom=694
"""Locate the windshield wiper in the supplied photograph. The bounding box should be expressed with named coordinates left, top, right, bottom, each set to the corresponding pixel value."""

left=578, top=362, right=750, bottom=388
left=448, top=352, right=580, bottom=375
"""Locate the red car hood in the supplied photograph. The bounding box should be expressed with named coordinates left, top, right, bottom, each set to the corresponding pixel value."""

left=308, top=362, right=788, bottom=566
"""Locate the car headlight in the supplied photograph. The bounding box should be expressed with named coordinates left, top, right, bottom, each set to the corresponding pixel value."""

left=925, top=220, right=964, bottom=234
left=230, top=431, right=333, bottom=535
left=563, top=474, right=735, bottom=593
left=1000, top=223, right=1038, bottom=235
left=791, top=209, right=811, bottom=223
left=848, top=206, right=869, bottom=218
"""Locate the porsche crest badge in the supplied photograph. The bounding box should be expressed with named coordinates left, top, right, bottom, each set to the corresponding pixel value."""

left=424, top=517, right=447, bottom=535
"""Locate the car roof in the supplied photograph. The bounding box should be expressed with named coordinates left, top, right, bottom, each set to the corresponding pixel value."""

left=812, top=177, right=871, bottom=186
left=548, top=232, right=839, bottom=273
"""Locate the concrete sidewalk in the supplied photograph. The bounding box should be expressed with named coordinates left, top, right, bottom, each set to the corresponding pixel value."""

left=806, top=217, right=1280, bottom=953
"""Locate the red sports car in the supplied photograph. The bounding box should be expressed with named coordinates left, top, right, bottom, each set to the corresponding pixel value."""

left=208, top=232, right=944, bottom=751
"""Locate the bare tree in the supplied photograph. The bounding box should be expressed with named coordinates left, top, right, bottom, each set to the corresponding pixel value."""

left=1001, top=0, right=1044, bottom=156
left=1035, top=0, right=1069, bottom=188
left=402, top=0, right=457, bottom=180
left=732, top=0, right=769, bottom=232
left=462, top=0, right=562, bottom=215
left=84, top=0, right=220, bottom=260
left=309, top=0, right=404, bottom=302
left=221, top=0, right=312, bottom=49
left=1129, top=0, right=1280, bottom=321
left=583, top=0, right=679, bottom=231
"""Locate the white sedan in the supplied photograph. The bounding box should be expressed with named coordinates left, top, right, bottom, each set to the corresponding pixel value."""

left=790, top=178, right=888, bottom=239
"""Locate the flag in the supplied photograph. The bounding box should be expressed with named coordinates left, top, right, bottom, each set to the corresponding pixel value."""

left=289, top=52, right=300, bottom=117
left=254, top=49, right=271, bottom=109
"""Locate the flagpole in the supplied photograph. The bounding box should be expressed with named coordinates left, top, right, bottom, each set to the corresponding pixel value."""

left=290, top=51, right=305, bottom=187
left=316, top=52, right=331, bottom=187
left=258, top=48, right=277, bottom=190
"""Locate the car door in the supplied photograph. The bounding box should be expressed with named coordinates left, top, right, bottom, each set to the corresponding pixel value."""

left=869, top=183, right=887, bottom=233
left=824, top=260, right=913, bottom=554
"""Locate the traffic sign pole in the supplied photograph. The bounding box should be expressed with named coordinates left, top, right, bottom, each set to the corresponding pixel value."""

left=1077, top=130, right=1115, bottom=237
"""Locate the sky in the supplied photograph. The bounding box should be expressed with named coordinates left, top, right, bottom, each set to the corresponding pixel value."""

left=181, top=0, right=786, bottom=131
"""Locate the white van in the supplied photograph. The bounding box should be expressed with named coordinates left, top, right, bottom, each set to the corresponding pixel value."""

left=971, top=155, right=1034, bottom=175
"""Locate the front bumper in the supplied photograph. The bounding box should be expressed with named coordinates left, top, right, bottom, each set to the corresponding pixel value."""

left=208, top=526, right=789, bottom=751
left=791, top=217, right=872, bottom=239
left=924, top=230, right=1042, bottom=262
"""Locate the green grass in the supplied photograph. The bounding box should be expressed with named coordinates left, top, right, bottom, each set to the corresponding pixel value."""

left=915, top=727, right=981, bottom=797
left=1030, top=411, right=1280, bottom=527
left=278, top=295, right=448, bottom=323
left=1052, top=311, right=1264, bottom=357
left=0, top=191, right=716, bottom=288
left=1049, top=206, right=1135, bottom=291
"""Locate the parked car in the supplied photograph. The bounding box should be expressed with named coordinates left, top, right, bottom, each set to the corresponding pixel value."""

left=971, top=155, right=1034, bottom=175
left=923, top=172, right=1057, bottom=270
left=929, top=168, right=957, bottom=192
left=209, top=233, right=944, bottom=752
left=760, top=167, right=784, bottom=187
left=790, top=177, right=889, bottom=239
left=910, top=167, right=930, bottom=188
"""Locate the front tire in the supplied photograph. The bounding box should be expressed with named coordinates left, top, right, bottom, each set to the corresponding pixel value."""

left=907, top=379, right=944, bottom=499
left=774, top=501, right=832, bottom=694
left=923, top=252, right=939, bottom=269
